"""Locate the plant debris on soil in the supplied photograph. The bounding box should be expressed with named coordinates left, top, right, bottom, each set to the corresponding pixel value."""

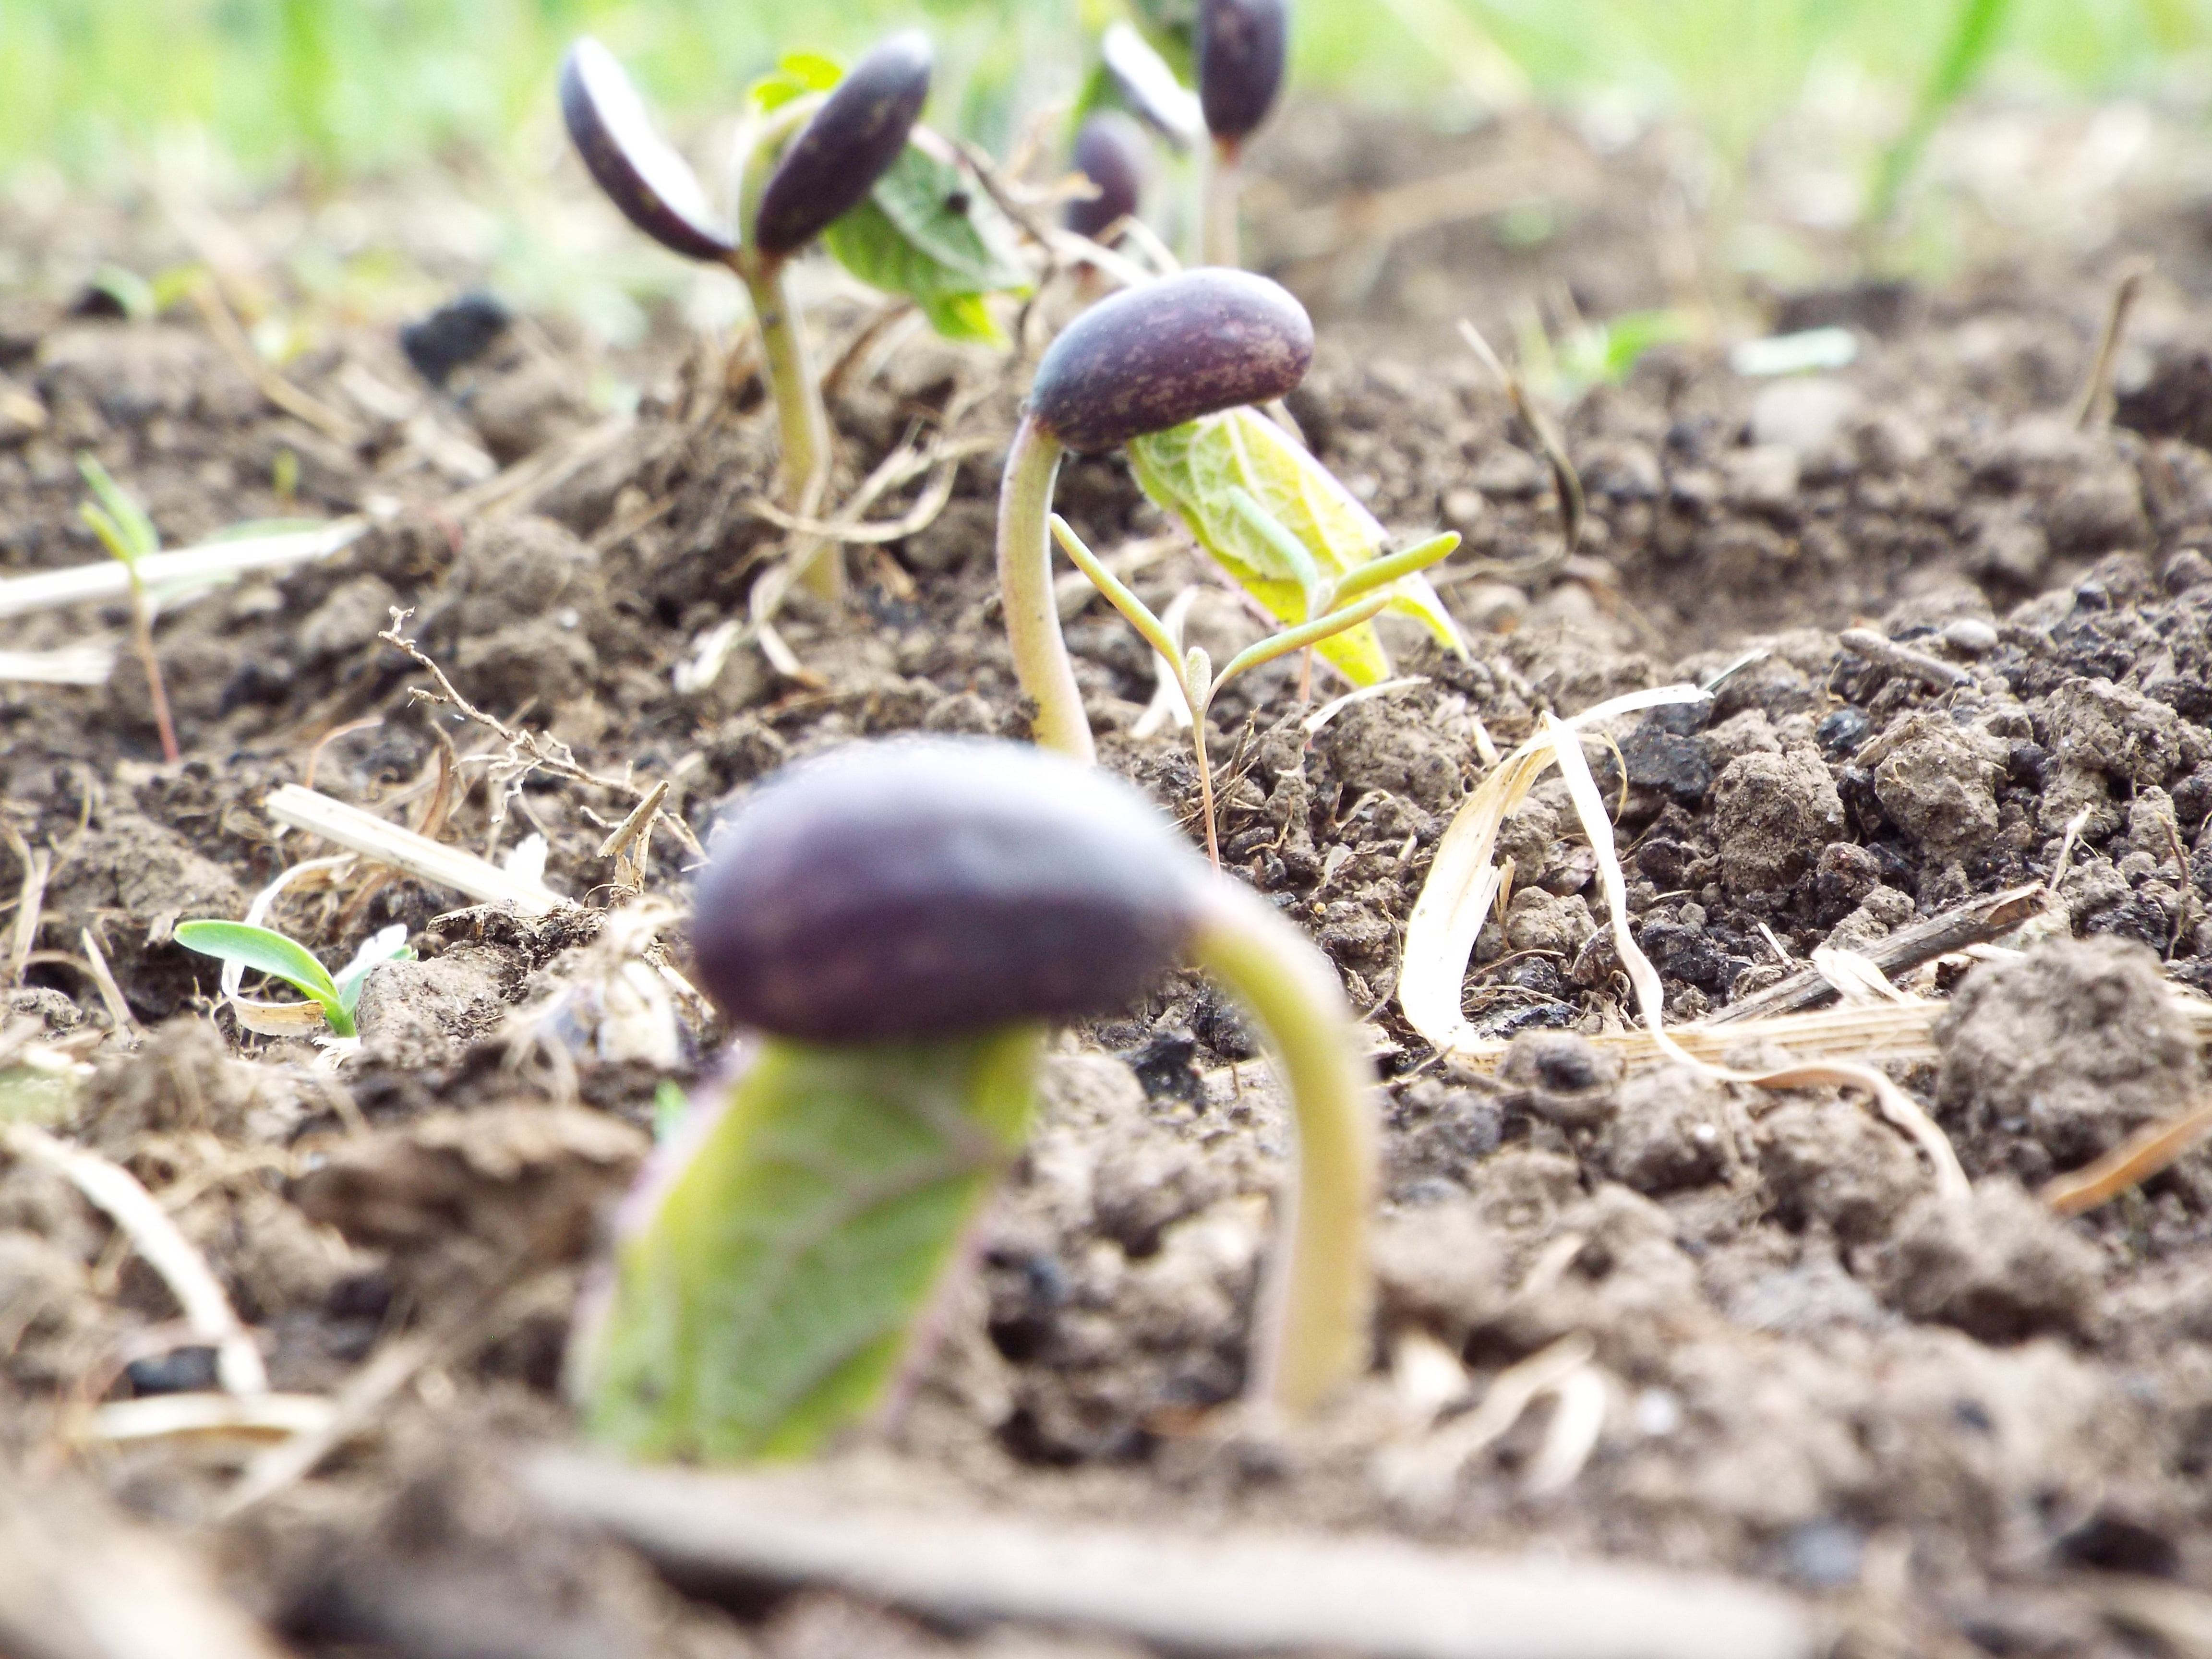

left=19, top=95, right=2212, bottom=1659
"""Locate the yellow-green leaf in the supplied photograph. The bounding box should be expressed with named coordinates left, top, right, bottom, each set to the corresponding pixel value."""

left=1128, top=408, right=1467, bottom=686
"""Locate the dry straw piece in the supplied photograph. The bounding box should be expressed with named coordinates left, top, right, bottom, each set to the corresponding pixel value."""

left=1400, top=692, right=1970, bottom=1201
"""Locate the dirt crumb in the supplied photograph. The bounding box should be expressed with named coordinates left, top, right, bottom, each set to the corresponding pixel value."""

left=291, top=1105, right=647, bottom=1294
left=1710, top=747, right=1845, bottom=897
left=1871, top=1180, right=2104, bottom=1343
left=1869, top=711, right=2007, bottom=862
left=1935, top=937, right=2200, bottom=1171
left=1597, top=1065, right=1737, bottom=1195
left=1756, top=1094, right=1926, bottom=1247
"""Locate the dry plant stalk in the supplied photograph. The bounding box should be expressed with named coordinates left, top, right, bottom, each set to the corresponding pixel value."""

left=2043, top=1094, right=2212, bottom=1218
left=0, top=519, right=364, bottom=621
left=379, top=611, right=699, bottom=856
left=265, top=786, right=564, bottom=917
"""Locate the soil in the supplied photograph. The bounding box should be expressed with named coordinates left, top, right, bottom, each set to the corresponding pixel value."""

left=12, top=95, right=2212, bottom=1659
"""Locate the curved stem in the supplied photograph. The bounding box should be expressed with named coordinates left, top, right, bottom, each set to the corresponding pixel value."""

left=1191, top=711, right=1222, bottom=870
left=1189, top=881, right=1374, bottom=1415
left=996, top=415, right=1094, bottom=761
left=738, top=253, right=840, bottom=601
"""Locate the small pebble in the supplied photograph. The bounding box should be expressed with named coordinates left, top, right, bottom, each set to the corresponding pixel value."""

left=1942, top=618, right=1999, bottom=656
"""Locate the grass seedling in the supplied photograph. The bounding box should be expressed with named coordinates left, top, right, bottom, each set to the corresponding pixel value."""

left=1196, top=0, right=1288, bottom=266
left=998, top=268, right=1314, bottom=761
left=1865, top=0, right=2013, bottom=229
left=564, top=35, right=1021, bottom=600
left=1052, top=511, right=1456, bottom=866
left=574, top=736, right=1373, bottom=1460
left=76, top=455, right=178, bottom=765
left=173, top=919, right=412, bottom=1039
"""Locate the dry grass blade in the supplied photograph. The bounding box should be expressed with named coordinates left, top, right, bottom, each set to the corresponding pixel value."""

left=1376, top=1331, right=1596, bottom=1512
left=1458, top=318, right=1583, bottom=555
left=86, top=1392, right=337, bottom=1446
left=2, top=1123, right=267, bottom=1395
left=2043, top=1094, right=2212, bottom=1218
left=1305, top=676, right=1430, bottom=736
left=0, top=642, right=118, bottom=684
left=265, top=786, right=564, bottom=916
left=0, top=519, right=364, bottom=620
left=188, top=281, right=362, bottom=445
left=1540, top=712, right=1970, bottom=1202
left=1398, top=683, right=1708, bottom=1051
left=522, top=1453, right=1816, bottom=1659
left=78, top=926, right=139, bottom=1037
left=2070, top=257, right=2153, bottom=430
left=3, top=824, right=49, bottom=988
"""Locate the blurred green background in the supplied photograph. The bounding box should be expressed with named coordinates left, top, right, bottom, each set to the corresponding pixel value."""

left=10, top=0, right=2209, bottom=184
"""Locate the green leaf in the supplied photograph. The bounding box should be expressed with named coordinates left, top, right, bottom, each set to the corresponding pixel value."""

left=819, top=142, right=1030, bottom=347
left=752, top=50, right=844, bottom=113
left=173, top=920, right=351, bottom=1036
left=1127, top=408, right=1468, bottom=686
left=1555, top=310, right=1688, bottom=393
left=76, top=454, right=160, bottom=567
left=580, top=1027, right=1044, bottom=1462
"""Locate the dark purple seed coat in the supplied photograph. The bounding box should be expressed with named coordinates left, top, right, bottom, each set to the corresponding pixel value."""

left=691, top=738, right=1208, bottom=1044
left=1198, top=0, right=1289, bottom=143
left=560, top=40, right=736, bottom=262
left=1066, top=112, right=1149, bottom=241
left=1028, top=268, right=1312, bottom=453
left=753, top=31, right=933, bottom=256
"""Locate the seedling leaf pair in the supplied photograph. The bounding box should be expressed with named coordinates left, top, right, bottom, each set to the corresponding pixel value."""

left=820, top=144, right=1030, bottom=346
left=174, top=919, right=412, bottom=1039
left=1127, top=406, right=1467, bottom=684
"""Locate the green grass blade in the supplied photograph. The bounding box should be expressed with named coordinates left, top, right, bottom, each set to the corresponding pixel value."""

left=581, top=1028, right=1044, bottom=1462
left=1213, top=592, right=1391, bottom=693
left=1051, top=514, right=1190, bottom=675
left=1867, top=0, right=2013, bottom=226
left=173, top=920, right=349, bottom=1034
left=75, top=454, right=159, bottom=564
left=1327, top=530, right=1461, bottom=606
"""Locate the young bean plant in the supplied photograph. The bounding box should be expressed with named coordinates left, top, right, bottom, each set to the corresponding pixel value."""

left=561, top=35, right=1026, bottom=596
left=1066, top=110, right=1151, bottom=246
left=1052, top=511, right=1456, bottom=867
left=998, top=267, right=1465, bottom=761
left=573, top=736, right=1374, bottom=1461
left=1196, top=0, right=1288, bottom=266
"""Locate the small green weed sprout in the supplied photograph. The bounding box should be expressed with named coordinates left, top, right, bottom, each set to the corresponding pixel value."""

left=76, top=455, right=177, bottom=765
left=1052, top=509, right=1455, bottom=866
left=174, top=919, right=412, bottom=1040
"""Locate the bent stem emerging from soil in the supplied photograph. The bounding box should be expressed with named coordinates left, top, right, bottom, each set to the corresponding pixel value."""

left=998, top=269, right=1316, bottom=760
left=1189, top=880, right=1375, bottom=1416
